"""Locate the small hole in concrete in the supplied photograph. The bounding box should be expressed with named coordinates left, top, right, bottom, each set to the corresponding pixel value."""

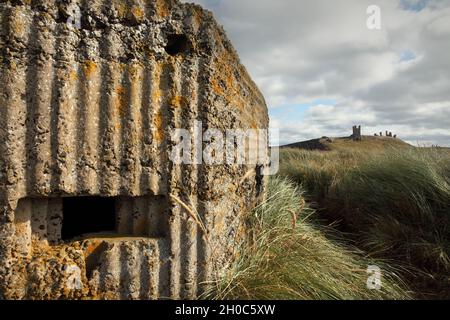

left=165, top=34, right=190, bottom=56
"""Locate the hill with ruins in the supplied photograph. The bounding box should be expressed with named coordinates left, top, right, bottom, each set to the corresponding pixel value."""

left=282, top=134, right=413, bottom=152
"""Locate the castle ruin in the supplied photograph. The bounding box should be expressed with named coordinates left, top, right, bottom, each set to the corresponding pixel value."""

left=375, top=131, right=397, bottom=138
left=351, top=125, right=362, bottom=141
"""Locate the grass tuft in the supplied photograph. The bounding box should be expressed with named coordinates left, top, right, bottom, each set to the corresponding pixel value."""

left=279, top=146, right=450, bottom=298
left=208, top=178, right=410, bottom=300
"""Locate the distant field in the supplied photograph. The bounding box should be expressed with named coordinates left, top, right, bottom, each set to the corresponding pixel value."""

left=279, top=137, right=450, bottom=299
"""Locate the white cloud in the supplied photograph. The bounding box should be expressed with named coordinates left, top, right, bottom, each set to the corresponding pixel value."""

left=183, top=0, right=450, bottom=146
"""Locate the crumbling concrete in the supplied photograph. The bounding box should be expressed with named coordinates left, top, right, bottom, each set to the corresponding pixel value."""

left=0, top=0, right=269, bottom=299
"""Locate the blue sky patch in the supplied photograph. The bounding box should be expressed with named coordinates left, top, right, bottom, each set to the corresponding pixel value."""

left=400, top=0, right=429, bottom=11
left=399, top=50, right=417, bottom=62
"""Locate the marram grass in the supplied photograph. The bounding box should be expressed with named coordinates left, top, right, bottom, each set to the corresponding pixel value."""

left=207, top=178, right=410, bottom=300
left=279, top=146, right=450, bottom=298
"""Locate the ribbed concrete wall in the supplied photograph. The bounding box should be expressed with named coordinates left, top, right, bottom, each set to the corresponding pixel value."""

left=0, top=0, right=269, bottom=300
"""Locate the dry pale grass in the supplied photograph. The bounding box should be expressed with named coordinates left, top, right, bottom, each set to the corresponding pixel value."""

left=207, top=178, right=411, bottom=300
left=279, top=144, right=450, bottom=298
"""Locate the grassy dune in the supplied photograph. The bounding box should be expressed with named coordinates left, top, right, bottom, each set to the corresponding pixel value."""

left=210, top=178, right=410, bottom=300
left=279, top=138, right=450, bottom=298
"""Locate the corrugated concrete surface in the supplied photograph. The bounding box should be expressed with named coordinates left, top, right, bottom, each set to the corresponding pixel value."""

left=0, top=0, right=269, bottom=299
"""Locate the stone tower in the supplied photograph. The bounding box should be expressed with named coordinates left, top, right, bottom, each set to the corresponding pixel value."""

left=352, top=125, right=362, bottom=141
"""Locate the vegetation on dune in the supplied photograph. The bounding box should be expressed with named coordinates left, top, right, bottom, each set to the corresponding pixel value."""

left=279, top=142, right=450, bottom=298
left=209, top=178, right=410, bottom=300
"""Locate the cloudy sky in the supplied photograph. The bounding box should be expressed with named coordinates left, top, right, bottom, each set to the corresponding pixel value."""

left=183, top=0, right=450, bottom=146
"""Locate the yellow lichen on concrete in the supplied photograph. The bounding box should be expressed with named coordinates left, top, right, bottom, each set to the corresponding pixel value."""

left=115, top=86, right=127, bottom=118
left=211, top=52, right=246, bottom=111
left=251, top=119, right=258, bottom=130
left=69, top=68, right=78, bottom=81
left=151, top=61, right=164, bottom=144
left=152, top=89, right=162, bottom=104
left=155, top=0, right=170, bottom=17
left=83, top=240, right=103, bottom=258
left=131, top=6, right=145, bottom=21
left=153, top=109, right=164, bottom=144
left=170, top=95, right=188, bottom=109
left=83, top=60, right=98, bottom=79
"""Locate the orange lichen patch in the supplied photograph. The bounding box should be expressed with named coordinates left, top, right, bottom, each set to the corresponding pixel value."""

left=130, top=6, right=145, bottom=21
left=251, top=119, right=259, bottom=130
left=211, top=52, right=246, bottom=110
left=69, top=69, right=78, bottom=81
left=119, top=63, right=127, bottom=72
left=170, top=95, right=188, bottom=109
left=211, top=77, right=225, bottom=96
left=83, top=60, right=98, bottom=79
left=151, top=89, right=162, bottom=104
left=153, top=109, right=164, bottom=144
left=155, top=0, right=170, bottom=18
left=115, top=86, right=127, bottom=118
left=83, top=240, right=104, bottom=258
left=151, top=62, right=163, bottom=103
